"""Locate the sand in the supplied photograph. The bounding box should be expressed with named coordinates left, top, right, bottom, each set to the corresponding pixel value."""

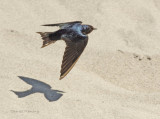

left=1, top=0, right=160, bottom=118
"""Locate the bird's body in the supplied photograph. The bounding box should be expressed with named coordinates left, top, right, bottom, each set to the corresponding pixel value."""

left=37, top=21, right=96, bottom=80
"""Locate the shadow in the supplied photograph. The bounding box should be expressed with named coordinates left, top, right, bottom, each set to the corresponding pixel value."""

left=11, top=76, right=64, bottom=102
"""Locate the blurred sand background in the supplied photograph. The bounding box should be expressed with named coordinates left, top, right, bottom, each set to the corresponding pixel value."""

left=1, top=0, right=160, bottom=118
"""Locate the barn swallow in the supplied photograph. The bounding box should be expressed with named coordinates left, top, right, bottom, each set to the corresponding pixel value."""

left=37, top=21, right=96, bottom=80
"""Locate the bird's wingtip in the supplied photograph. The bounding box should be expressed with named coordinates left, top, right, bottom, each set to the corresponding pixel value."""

left=59, top=76, right=64, bottom=80
left=41, top=24, right=58, bottom=27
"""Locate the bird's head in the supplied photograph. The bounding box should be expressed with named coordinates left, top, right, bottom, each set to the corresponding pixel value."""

left=82, top=25, right=97, bottom=35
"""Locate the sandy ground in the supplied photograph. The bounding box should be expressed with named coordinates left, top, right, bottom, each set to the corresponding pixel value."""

left=1, top=0, right=160, bottom=118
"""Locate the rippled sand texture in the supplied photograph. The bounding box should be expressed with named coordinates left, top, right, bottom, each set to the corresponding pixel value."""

left=0, top=0, right=160, bottom=119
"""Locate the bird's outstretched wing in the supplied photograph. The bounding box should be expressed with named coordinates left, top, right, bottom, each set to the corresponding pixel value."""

left=42, top=21, right=82, bottom=29
left=60, top=36, right=88, bottom=80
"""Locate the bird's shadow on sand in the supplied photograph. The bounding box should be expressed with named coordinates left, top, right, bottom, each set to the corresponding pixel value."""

left=11, top=76, right=64, bottom=102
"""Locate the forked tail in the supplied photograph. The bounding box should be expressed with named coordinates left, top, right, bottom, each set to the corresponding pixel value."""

left=37, top=32, right=56, bottom=48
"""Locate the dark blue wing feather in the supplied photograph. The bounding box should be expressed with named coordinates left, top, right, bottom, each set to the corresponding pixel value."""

left=42, top=21, right=82, bottom=29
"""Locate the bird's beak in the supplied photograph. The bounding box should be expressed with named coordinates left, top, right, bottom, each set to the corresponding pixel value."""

left=93, top=28, right=97, bottom=30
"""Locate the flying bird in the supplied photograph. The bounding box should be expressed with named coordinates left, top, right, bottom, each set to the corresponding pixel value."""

left=37, top=21, right=96, bottom=80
